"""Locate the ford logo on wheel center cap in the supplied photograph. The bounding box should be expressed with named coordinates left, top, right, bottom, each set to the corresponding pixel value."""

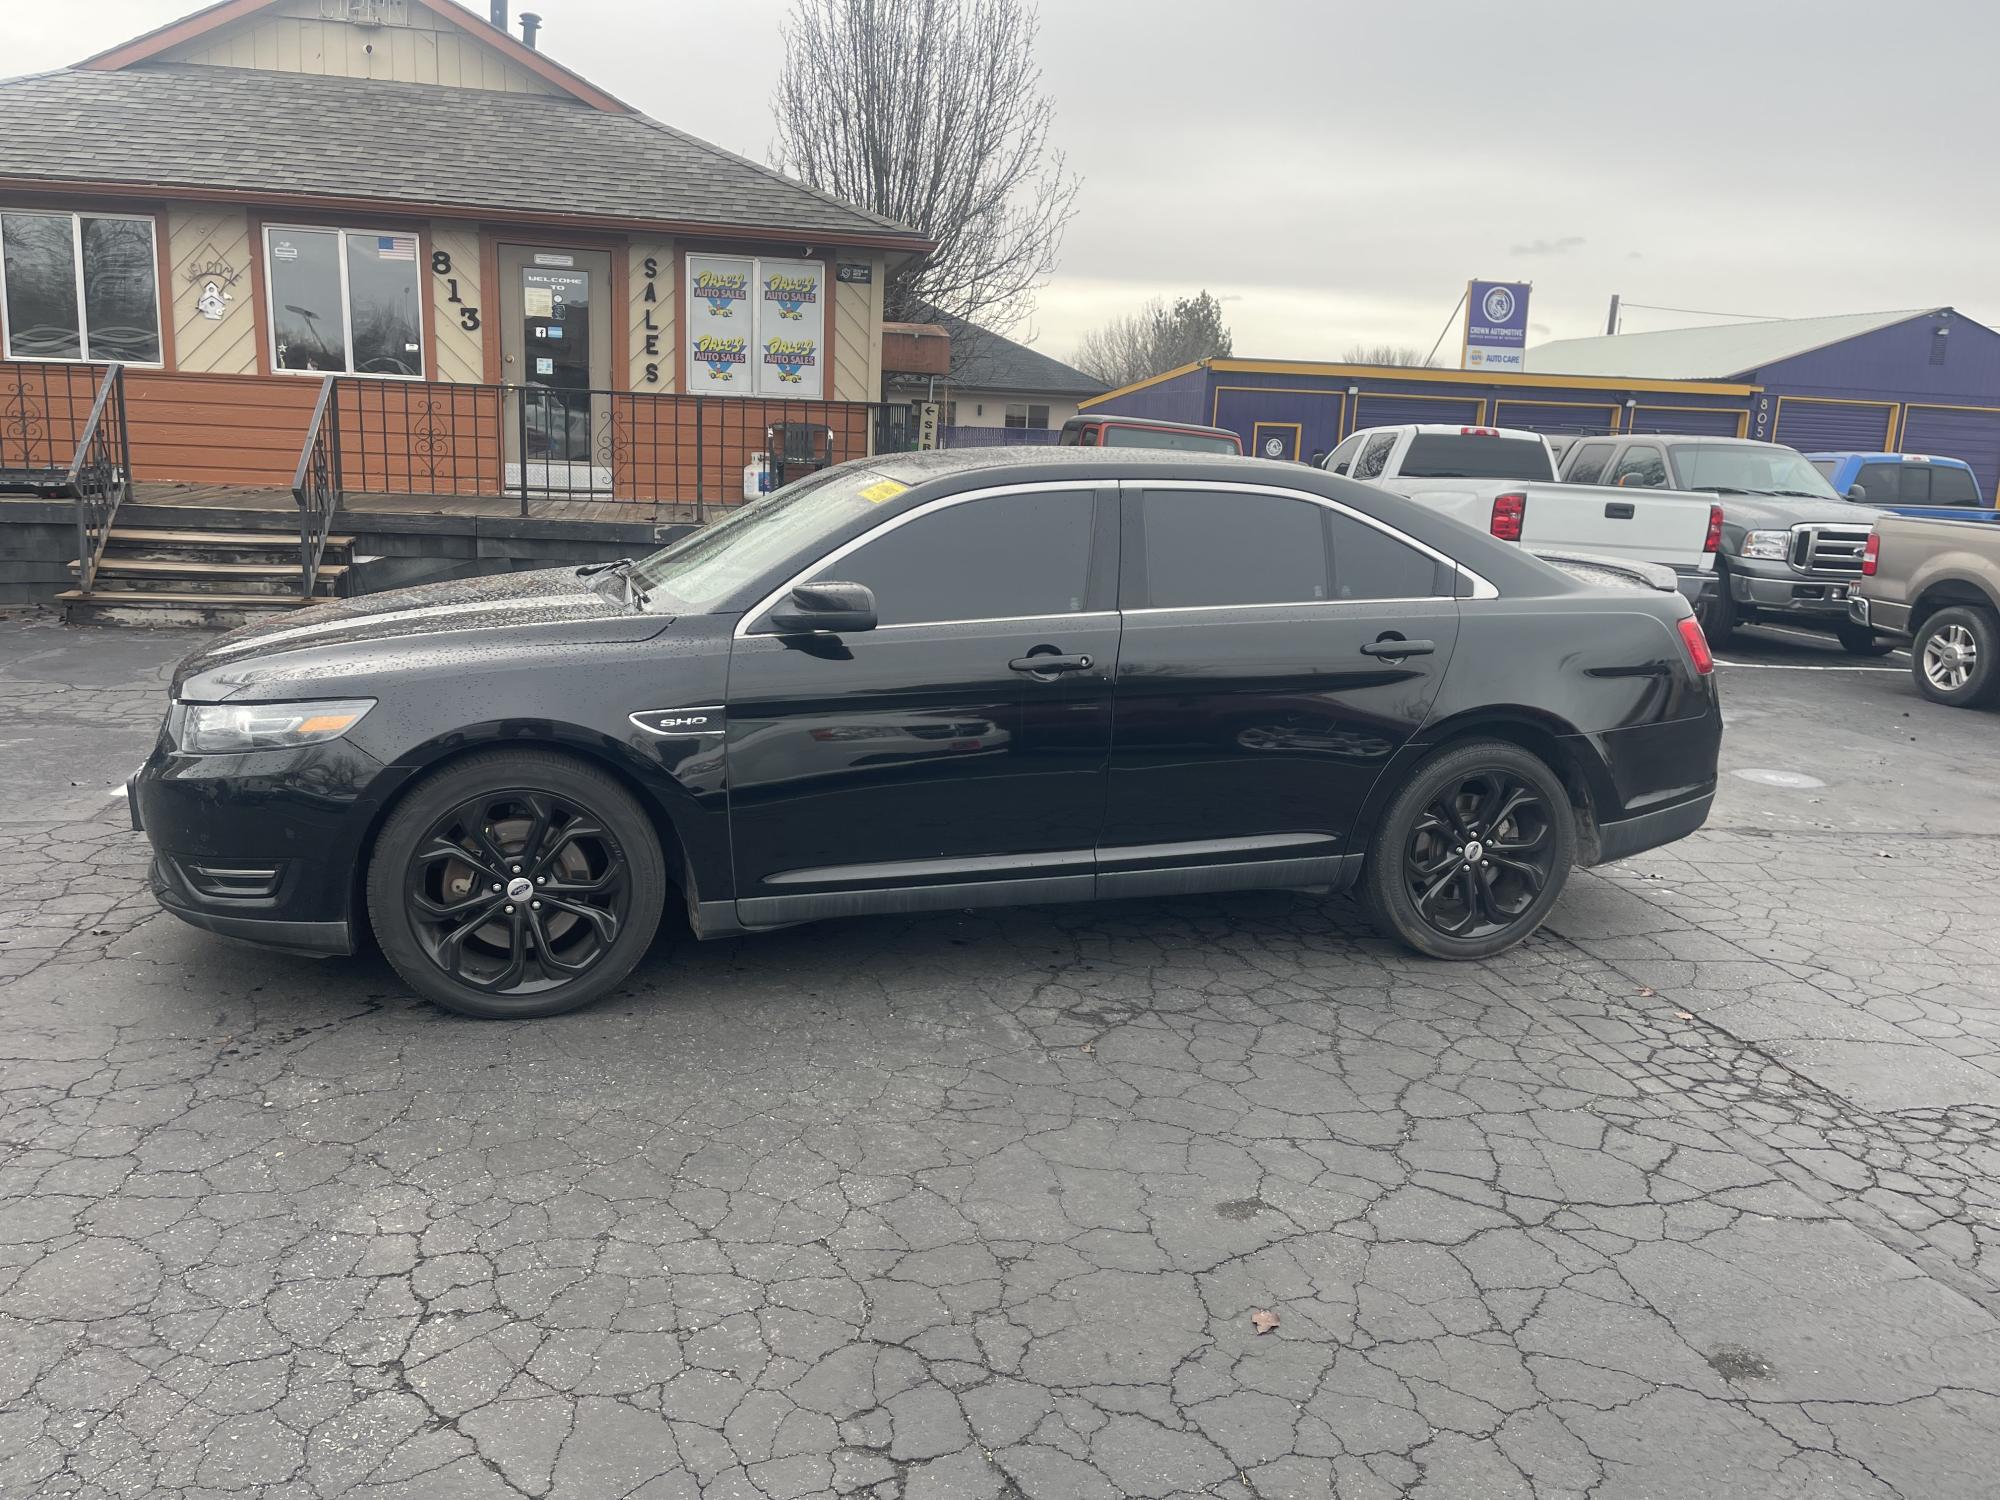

left=507, top=877, right=534, bottom=902
left=1463, top=840, right=1484, bottom=863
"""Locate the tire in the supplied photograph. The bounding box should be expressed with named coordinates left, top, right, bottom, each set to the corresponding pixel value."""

left=1911, top=606, right=2000, bottom=709
left=1835, top=621, right=1894, bottom=657
left=1361, top=739, right=1577, bottom=961
left=367, top=749, right=667, bottom=1018
left=1701, top=567, right=1737, bottom=650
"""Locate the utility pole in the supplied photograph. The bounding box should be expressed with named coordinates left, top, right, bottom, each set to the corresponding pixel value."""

left=1605, top=294, right=1621, bottom=336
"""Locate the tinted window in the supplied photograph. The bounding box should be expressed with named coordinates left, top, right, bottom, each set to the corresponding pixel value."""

left=1355, top=433, right=1397, bottom=479
left=1327, top=511, right=1443, bottom=600
left=1609, top=445, right=1668, bottom=488
left=1325, top=433, right=1364, bottom=475
left=1856, top=462, right=1904, bottom=503
left=1810, top=459, right=1840, bottom=481
left=1400, top=434, right=1555, bottom=481
left=1100, top=423, right=1237, bottom=453
left=1142, top=491, right=1327, bottom=608
left=1566, top=441, right=1615, bottom=485
left=1933, top=464, right=1983, bottom=506
left=811, top=490, right=1094, bottom=626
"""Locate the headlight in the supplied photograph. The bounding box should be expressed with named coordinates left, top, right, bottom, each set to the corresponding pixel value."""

left=1739, top=530, right=1792, bottom=560
left=176, top=699, right=374, bottom=755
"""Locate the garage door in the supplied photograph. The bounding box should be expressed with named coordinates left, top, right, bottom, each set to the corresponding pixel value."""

left=1773, top=398, right=1896, bottom=453
left=1352, top=394, right=1482, bottom=431
left=1492, top=400, right=1618, bottom=435
left=1628, top=406, right=1744, bottom=437
left=1901, top=405, right=2000, bottom=501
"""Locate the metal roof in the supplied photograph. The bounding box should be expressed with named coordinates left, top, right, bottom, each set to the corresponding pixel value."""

left=1527, top=309, right=1945, bottom=380
left=0, top=63, right=927, bottom=246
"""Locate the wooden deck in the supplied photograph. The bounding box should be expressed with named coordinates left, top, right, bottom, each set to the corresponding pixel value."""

left=132, top=482, right=721, bottom=526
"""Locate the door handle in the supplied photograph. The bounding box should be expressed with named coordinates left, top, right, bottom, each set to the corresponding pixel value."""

left=1009, top=652, right=1093, bottom=675
left=1604, top=501, right=1635, bottom=519
left=1359, top=638, right=1435, bottom=659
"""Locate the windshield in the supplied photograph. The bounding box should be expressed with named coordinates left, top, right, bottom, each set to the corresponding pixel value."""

left=1668, top=442, right=1844, bottom=499
left=1401, top=434, right=1555, bottom=482
left=627, top=465, right=904, bottom=613
left=1100, top=424, right=1238, bottom=453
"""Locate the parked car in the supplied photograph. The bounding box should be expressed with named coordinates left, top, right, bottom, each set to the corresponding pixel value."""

left=1557, top=433, right=1885, bottom=653
left=131, top=449, right=1720, bottom=1018
left=1057, top=414, right=1243, bottom=453
left=1324, top=423, right=1718, bottom=620
left=1851, top=514, right=2000, bottom=706
left=1807, top=451, right=1994, bottom=521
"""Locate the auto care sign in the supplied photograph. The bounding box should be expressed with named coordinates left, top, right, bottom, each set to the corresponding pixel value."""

left=686, top=254, right=824, bottom=398
left=1461, top=280, right=1531, bottom=372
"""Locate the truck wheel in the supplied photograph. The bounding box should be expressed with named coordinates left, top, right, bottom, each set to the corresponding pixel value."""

left=1701, top=569, right=1736, bottom=650
left=1835, top=621, right=1894, bottom=657
left=1912, top=606, right=2000, bottom=708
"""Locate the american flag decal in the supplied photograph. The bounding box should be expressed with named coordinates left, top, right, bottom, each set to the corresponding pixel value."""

left=376, top=235, right=416, bottom=260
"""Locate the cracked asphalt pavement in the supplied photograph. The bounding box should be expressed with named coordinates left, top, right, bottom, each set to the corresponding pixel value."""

left=4, top=613, right=1999, bottom=1498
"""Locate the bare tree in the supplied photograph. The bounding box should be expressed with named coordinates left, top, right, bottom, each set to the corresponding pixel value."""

left=773, top=0, right=1080, bottom=336
left=1341, top=343, right=1438, bottom=367
left=1074, top=292, right=1233, bottom=388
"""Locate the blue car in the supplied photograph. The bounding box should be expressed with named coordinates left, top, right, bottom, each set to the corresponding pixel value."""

left=1808, top=451, right=1994, bottom=522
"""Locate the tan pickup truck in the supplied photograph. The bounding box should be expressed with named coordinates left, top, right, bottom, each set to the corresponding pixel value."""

left=1850, top=514, right=2000, bottom=706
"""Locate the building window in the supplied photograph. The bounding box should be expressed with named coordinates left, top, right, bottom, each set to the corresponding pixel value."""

left=0, top=211, right=162, bottom=364
left=1005, top=402, right=1050, bottom=430
left=265, top=226, right=424, bottom=377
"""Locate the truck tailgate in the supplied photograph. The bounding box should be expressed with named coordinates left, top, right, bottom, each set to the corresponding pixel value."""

left=1518, top=483, right=1712, bottom=569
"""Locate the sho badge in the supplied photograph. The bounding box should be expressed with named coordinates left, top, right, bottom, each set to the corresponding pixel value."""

left=630, top=707, right=725, bottom=737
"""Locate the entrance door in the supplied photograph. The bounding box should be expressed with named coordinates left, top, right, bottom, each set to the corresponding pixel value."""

left=497, top=244, right=614, bottom=494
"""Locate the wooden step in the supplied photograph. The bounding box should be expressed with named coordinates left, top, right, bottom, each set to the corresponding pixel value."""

left=109, top=527, right=356, bottom=549
left=76, top=557, right=349, bottom=581
left=58, top=589, right=328, bottom=630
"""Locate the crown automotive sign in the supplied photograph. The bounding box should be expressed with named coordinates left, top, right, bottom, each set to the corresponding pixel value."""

left=1461, top=280, right=1531, bottom=372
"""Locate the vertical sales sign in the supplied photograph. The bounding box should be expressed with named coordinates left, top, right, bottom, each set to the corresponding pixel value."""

left=686, top=255, right=825, bottom=398
left=1461, top=280, right=1531, bottom=372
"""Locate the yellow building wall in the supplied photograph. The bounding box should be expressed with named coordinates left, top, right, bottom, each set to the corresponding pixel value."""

left=628, top=240, right=675, bottom=392
left=832, top=256, right=885, bottom=403
left=428, top=220, right=484, bottom=384
left=164, top=204, right=259, bottom=375
left=162, top=0, right=563, bottom=94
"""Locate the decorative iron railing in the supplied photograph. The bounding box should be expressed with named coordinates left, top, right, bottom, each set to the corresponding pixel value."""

left=292, top=376, right=341, bottom=598
left=67, top=365, right=132, bottom=593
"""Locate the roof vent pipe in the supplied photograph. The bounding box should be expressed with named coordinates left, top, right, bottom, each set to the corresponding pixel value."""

left=489, top=0, right=507, bottom=29
left=519, top=11, right=541, bottom=48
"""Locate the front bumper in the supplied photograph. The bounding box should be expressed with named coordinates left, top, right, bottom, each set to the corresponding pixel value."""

left=150, top=855, right=354, bottom=955
left=1730, top=558, right=1857, bottom=619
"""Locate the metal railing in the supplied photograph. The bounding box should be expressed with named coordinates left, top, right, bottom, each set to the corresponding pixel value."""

left=1, top=360, right=106, bottom=484
left=67, top=365, right=133, bottom=593
left=292, top=376, right=341, bottom=597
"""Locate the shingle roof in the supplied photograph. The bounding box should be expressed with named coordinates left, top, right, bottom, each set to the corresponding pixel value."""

left=1527, top=308, right=1943, bottom=380
left=900, top=306, right=1106, bottom=398
left=0, top=63, right=926, bottom=246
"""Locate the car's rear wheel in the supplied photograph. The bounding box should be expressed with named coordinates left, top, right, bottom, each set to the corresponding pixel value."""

left=1835, top=621, right=1893, bottom=657
left=1912, top=606, right=2000, bottom=708
left=1361, top=740, right=1577, bottom=960
left=368, top=749, right=666, bottom=1018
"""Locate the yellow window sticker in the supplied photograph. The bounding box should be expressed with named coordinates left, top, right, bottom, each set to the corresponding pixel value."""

left=858, top=478, right=908, bottom=503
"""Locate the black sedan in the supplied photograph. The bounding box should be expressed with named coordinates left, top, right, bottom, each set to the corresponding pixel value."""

left=132, top=449, right=1720, bottom=1018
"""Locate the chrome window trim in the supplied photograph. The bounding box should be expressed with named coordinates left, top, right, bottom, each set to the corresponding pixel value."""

left=734, top=481, right=1105, bottom=638
left=1131, top=478, right=1499, bottom=601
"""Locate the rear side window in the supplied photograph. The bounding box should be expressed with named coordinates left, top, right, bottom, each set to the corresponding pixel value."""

left=1355, top=433, right=1397, bottom=479
left=812, top=490, right=1094, bottom=626
left=1566, top=441, right=1614, bottom=485
left=1400, top=434, right=1555, bottom=482
left=1609, top=445, right=1668, bottom=488
left=1137, top=490, right=1443, bottom=608
left=1933, top=464, right=1983, bottom=506
left=1327, top=510, right=1444, bottom=600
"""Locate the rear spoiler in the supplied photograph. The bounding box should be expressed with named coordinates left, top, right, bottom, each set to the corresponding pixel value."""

left=1533, top=551, right=1679, bottom=594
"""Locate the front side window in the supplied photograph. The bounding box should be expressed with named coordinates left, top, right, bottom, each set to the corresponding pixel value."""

left=1005, top=403, right=1051, bottom=430
left=1856, top=462, right=1906, bottom=504
left=1325, top=433, right=1364, bottom=474
left=0, top=211, right=161, bottom=363
left=1609, top=445, right=1667, bottom=488
left=809, top=489, right=1094, bottom=626
left=1565, top=441, right=1615, bottom=485
left=1667, top=442, right=1843, bottom=499
left=1355, top=433, right=1397, bottom=479
left=266, top=226, right=423, bottom=376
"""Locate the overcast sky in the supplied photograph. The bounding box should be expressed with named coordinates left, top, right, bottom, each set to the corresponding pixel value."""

left=12, top=0, right=1996, bottom=364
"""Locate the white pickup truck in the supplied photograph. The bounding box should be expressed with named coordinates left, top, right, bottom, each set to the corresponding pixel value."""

left=1324, top=424, right=1719, bottom=618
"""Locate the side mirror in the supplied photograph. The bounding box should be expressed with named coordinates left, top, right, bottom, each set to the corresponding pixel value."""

left=1847, top=483, right=1868, bottom=503
left=769, top=581, right=876, bottom=634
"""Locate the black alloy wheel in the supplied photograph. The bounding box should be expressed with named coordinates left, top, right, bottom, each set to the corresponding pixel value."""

left=369, top=750, right=666, bottom=1018
left=1362, top=740, right=1576, bottom=959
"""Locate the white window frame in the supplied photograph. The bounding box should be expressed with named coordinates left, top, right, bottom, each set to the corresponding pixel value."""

left=263, top=223, right=426, bottom=380
left=0, top=209, right=165, bottom=366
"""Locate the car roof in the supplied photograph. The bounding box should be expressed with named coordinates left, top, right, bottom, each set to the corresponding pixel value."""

left=861, top=445, right=1279, bottom=485
left=1804, top=450, right=1972, bottom=467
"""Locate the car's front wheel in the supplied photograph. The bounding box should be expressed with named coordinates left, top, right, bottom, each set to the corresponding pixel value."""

left=368, top=749, right=667, bottom=1018
left=1361, top=740, right=1577, bottom=960
left=1912, top=606, right=2000, bottom=708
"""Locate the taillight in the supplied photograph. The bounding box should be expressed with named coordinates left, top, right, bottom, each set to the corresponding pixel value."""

left=1490, top=492, right=1526, bottom=541
left=1705, top=504, right=1722, bottom=554
left=1676, top=615, right=1714, bottom=675
left=1862, top=532, right=1880, bottom=576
